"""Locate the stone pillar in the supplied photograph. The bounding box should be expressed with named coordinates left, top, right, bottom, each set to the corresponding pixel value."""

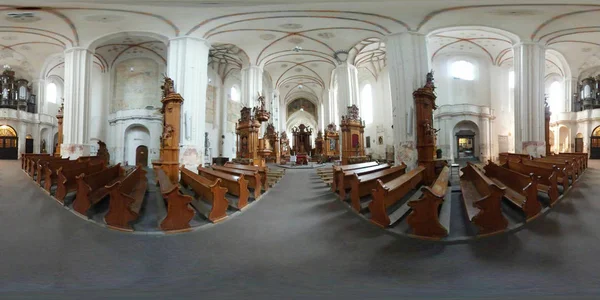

left=61, top=47, right=92, bottom=159
left=566, top=77, right=577, bottom=112
left=322, top=89, right=331, bottom=127
left=241, top=65, right=263, bottom=108
left=218, top=84, right=228, bottom=157
left=513, top=42, right=546, bottom=157
left=332, top=62, right=360, bottom=120
left=31, top=78, right=45, bottom=114
left=272, top=89, right=280, bottom=132
left=386, top=32, right=429, bottom=169
left=167, top=37, right=210, bottom=169
left=480, top=116, right=491, bottom=162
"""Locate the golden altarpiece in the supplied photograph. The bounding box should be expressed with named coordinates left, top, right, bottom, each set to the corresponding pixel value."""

left=340, top=105, right=367, bottom=165
left=291, top=124, right=312, bottom=165
left=152, top=77, right=183, bottom=184
left=323, top=123, right=340, bottom=160
left=234, top=94, right=271, bottom=166
left=264, top=123, right=280, bottom=164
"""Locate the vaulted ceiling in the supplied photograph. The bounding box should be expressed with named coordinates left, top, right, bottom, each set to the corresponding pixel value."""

left=1, top=1, right=600, bottom=99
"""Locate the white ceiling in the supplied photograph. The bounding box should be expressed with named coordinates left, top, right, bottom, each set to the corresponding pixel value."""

left=0, top=1, right=599, bottom=101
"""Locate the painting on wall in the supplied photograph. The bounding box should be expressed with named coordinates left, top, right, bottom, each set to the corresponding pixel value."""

left=206, top=85, right=216, bottom=124
left=112, top=58, right=160, bottom=114
left=378, top=136, right=384, bottom=145
left=366, top=136, right=371, bottom=148
left=329, top=138, right=336, bottom=151
left=287, top=98, right=317, bottom=120
left=352, top=134, right=359, bottom=148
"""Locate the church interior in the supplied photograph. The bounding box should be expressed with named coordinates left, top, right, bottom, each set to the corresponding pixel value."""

left=2, top=0, right=600, bottom=298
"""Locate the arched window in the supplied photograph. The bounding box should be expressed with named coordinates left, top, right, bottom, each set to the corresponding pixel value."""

left=230, top=86, right=240, bottom=102
left=450, top=60, right=475, bottom=81
left=549, top=81, right=561, bottom=112
left=361, top=84, right=373, bottom=124
left=46, top=82, right=57, bottom=104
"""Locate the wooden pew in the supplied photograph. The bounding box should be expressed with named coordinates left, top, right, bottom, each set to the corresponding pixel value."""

left=22, top=153, right=49, bottom=170
left=502, top=160, right=560, bottom=206
left=331, top=161, right=378, bottom=193
left=499, top=152, right=530, bottom=165
left=483, top=161, right=541, bottom=219
left=369, top=165, right=426, bottom=227
left=103, top=165, right=147, bottom=231
left=42, top=160, right=86, bottom=190
left=541, top=156, right=581, bottom=176
left=212, top=165, right=262, bottom=199
left=349, top=163, right=407, bottom=212
left=550, top=154, right=585, bottom=172
left=460, top=162, right=507, bottom=235
left=521, top=159, right=570, bottom=192
left=197, top=166, right=249, bottom=210
left=179, top=166, right=229, bottom=224
left=532, top=157, right=577, bottom=179
left=155, top=167, right=196, bottom=231
left=30, top=156, right=68, bottom=178
left=338, top=164, right=391, bottom=201
left=223, top=162, right=268, bottom=191
left=559, top=152, right=588, bottom=169
left=406, top=166, right=450, bottom=238
left=73, top=164, right=125, bottom=216
left=77, top=156, right=107, bottom=165
left=55, top=162, right=106, bottom=202
left=25, top=154, right=49, bottom=173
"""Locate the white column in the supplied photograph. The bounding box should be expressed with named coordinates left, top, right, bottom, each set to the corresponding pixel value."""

left=272, top=89, right=280, bottom=132
left=61, top=47, right=92, bottom=159
left=480, top=117, right=491, bottom=162
left=31, top=79, right=45, bottom=114
left=322, top=88, right=331, bottom=127
left=218, top=84, right=228, bottom=157
left=332, top=62, right=360, bottom=119
left=566, top=77, right=577, bottom=112
left=513, top=42, right=546, bottom=156
left=386, top=32, right=429, bottom=169
left=167, top=36, right=210, bottom=169
left=241, top=65, right=263, bottom=108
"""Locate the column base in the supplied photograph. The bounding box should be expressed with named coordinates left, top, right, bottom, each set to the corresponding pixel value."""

left=180, top=145, right=203, bottom=170
left=395, top=141, right=418, bottom=170
left=60, top=144, right=91, bottom=159
left=522, top=141, right=546, bottom=158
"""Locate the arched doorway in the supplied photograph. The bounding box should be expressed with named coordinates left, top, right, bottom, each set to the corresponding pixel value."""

left=590, top=127, right=600, bottom=159
left=575, top=133, right=584, bottom=153
left=558, top=126, right=569, bottom=153
left=549, top=130, right=555, bottom=153
left=453, top=121, right=479, bottom=160
left=0, top=125, right=18, bottom=159
left=25, top=134, right=33, bottom=154
left=136, top=145, right=148, bottom=166
left=124, top=125, right=150, bottom=166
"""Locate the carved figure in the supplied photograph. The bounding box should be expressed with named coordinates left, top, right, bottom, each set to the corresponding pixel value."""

left=425, top=70, right=435, bottom=89
left=161, top=76, right=175, bottom=98
left=162, top=124, right=175, bottom=147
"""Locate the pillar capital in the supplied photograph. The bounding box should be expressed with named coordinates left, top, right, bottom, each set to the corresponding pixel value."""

left=169, top=36, right=211, bottom=48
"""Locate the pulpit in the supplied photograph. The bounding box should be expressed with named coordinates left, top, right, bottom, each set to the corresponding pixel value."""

left=340, top=105, right=366, bottom=165
left=414, top=71, right=439, bottom=185
left=235, top=94, right=270, bottom=166
left=152, top=77, right=184, bottom=184
left=264, top=123, right=280, bottom=164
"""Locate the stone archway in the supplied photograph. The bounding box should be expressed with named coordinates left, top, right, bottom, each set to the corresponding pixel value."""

left=0, top=125, right=18, bottom=159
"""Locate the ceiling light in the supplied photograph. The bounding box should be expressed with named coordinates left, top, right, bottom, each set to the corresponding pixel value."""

left=292, top=46, right=303, bottom=52
left=298, top=84, right=303, bottom=89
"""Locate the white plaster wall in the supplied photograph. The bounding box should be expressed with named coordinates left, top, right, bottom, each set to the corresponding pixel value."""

left=111, top=58, right=162, bottom=114
left=89, top=65, right=108, bottom=142
left=107, top=109, right=162, bottom=166
left=223, top=70, right=242, bottom=158
left=360, top=68, right=393, bottom=160
left=433, top=54, right=491, bottom=107
left=489, top=65, right=515, bottom=161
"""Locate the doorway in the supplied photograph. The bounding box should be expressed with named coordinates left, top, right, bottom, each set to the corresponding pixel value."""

left=136, top=145, right=148, bottom=166
left=25, top=134, right=33, bottom=154
left=591, top=127, right=600, bottom=159
left=456, top=130, right=476, bottom=158
left=0, top=125, right=18, bottom=159
left=575, top=133, right=584, bottom=153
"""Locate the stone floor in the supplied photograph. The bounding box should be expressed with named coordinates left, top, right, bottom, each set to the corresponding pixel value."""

left=1, top=159, right=600, bottom=299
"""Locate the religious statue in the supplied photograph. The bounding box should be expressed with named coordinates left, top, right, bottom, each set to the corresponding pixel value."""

left=162, top=124, right=175, bottom=147
left=425, top=70, right=435, bottom=90
left=257, top=92, right=266, bottom=110
left=41, top=139, right=46, bottom=153
left=161, top=75, right=175, bottom=98
left=204, top=132, right=211, bottom=155
left=97, top=140, right=110, bottom=164
left=57, top=100, right=64, bottom=115
left=423, top=120, right=439, bottom=136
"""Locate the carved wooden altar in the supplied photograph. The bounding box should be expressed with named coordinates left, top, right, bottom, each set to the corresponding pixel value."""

left=323, top=123, right=340, bottom=160
left=340, top=105, right=366, bottom=165
left=545, top=100, right=551, bottom=155
left=292, top=124, right=312, bottom=154
left=54, top=101, right=64, bottom=157
left=414, top=72, right=439, bottom=185
left=152, top=77, right=184, bottom=184
left=235, top=107, right=261, bottom=165
left=280, top=131, right=290, bottom=163
left=314, top=130, right=324, bottom=155
left=264, top=123, right=280, bottom=164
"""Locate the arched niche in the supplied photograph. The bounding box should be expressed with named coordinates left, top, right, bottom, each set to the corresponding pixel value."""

left=124, top=125, right=150, bottom=166
left=0, top=124, right=18, bottom=159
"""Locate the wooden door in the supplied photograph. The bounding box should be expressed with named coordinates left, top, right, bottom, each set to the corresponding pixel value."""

left=136, top=145, right=148, bottom=166
left=0, top=137, right=18, bottom=159
left=591, top=137, right=600, bottom=159
left=25, top=138, right=33, bottom=154
left=575, top=138, right=584, bottom=153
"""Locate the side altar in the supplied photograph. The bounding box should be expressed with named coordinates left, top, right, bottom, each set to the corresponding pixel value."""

left=152, top=77, right=183, bottom=184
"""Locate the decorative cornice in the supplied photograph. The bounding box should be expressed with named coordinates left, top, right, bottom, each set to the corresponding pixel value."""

left=108, top=114, right=162, bottom=124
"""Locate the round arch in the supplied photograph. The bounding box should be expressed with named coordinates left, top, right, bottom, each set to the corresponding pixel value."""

left=87, top=31, right=170, bottom=50
left=453, top=120, right=480, bottom=160
left=0, top=125, right=19, bottom=160
left=124, top=124, right=151, bottom=166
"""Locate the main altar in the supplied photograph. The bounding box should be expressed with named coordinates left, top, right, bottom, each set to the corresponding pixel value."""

left=292, top=124, right=312, bottom=165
